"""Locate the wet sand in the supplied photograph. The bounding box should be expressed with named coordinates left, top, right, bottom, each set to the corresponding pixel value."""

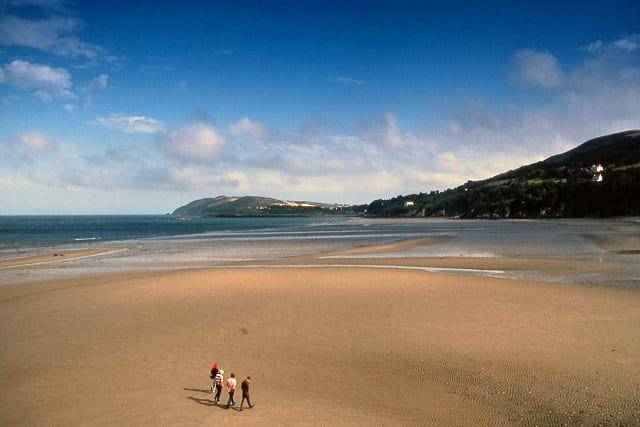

left=1, top=234, right=639, bottom=426
left=0, top=248, right=119, bottom=268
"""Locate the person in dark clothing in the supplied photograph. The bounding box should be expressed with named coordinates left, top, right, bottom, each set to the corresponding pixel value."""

left=209, top=361, right=218, bottom=394
left=239, top=376, right=253, bottom=410
left=210, top=361, right=218, bottom=381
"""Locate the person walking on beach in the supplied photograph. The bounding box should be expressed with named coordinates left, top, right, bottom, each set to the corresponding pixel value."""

left=225, top=373, right=237, bottom=409
left=210, top=361, right=218, bottom=381
left=239, top=376, right=253, bottom=410
left=209, top=361, right=218, bottom=394
left=213, top=369, right=224, bottom=404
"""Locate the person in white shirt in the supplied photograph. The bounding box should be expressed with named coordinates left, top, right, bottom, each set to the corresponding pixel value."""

left=213, top=369, right=224, bottom=403
left=225, top=373, right=237, bottom=409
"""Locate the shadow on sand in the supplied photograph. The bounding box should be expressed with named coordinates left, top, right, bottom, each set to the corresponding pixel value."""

left=183, top=387, right=211, bottom=394
left=185, top=387, right=241, bottom=410
left=186, top=396, right=218, bottom=407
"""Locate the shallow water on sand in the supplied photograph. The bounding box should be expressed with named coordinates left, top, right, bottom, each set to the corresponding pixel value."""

left=0, top=218, right=638, bottom=289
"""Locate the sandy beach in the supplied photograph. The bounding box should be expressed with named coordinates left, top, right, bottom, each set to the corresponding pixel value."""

left=1, top=223, right=639, bottom=426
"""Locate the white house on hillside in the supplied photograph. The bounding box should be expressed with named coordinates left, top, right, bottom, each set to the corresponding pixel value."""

left=590, top=164, right=604, bottom=183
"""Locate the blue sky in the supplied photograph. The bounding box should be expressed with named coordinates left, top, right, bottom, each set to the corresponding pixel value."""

left=1, top=0, right=639, bottom=214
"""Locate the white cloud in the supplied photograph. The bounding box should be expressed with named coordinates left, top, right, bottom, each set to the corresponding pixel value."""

left=434, top=36, right=640, bottom=177
left=358, top=112, right=436, bottom=155
left=159, top=122, right=226, bottom=164
left=13, top=131, right=57, bottom=153
left=228, top=117, right=268, bottom=138
left=4, top=32, right=640, bottom=213
left=584, top=34, right=640, bottom=57
left=381, top=112, right=409, bottom=148
left=437, top=151, right=462, bottom=173
left=95, top=114, right=165, bottom=134
left=91, top=74, right=108, bottom=89
left=336, top=76, right=364, bottom=86
left=512, top=49, right=564, bottom=88
left=0, top=4, right=104, bottom=60
left=0, top=59, right=75, bottom=101
left=0, top=131, right=59, bottom=168
left=584, top=40, right=603, bottom=53
left=614, top=37, right=638, bottom=53
left=234, top=112, right=438, bottom=185
left=169, top=167, right=249, bottom=191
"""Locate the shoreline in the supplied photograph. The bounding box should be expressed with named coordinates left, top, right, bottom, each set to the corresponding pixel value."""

left=0, top=248, right=127, bottom=269
left=1, top=232, right=629, bottom=289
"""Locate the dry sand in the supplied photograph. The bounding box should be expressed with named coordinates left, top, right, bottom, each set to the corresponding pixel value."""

left=1, top=238, right=639, bottom=426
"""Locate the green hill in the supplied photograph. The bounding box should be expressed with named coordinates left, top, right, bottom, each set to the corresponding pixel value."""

left=173, top=196, right=350, bottom=217
left=357, top=130, right=640, bottom=218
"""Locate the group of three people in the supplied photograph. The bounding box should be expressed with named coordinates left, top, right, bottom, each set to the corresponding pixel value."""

left=210, top=362, right=253, bottom=410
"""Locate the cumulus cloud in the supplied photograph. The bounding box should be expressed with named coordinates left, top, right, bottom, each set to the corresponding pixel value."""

left=4, top=32, right=640, bottom=211
left=232, top=112, right=438, bottom=185
left=436, top=36, right=640, bottom=178
left=95, top=114, right=165, bottom=134
left=512, top=49, right=564, bottom=88
left=158, top=122, right=226, bottom=164
left=0, top=59, right=74, bottom=100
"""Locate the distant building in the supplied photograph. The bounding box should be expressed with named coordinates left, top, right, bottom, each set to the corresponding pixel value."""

left=590, top=164, right=605, bottom=183
left=404, top=200, right=414, bottom=207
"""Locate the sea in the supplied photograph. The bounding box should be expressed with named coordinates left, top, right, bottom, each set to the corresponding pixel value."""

left=0, top=215, right=638, bottom=290
left=0, top=215, right=331, bottom=251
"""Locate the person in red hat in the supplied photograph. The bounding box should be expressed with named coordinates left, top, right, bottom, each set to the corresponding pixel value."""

left=209, top=361, right=218, bottom=393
